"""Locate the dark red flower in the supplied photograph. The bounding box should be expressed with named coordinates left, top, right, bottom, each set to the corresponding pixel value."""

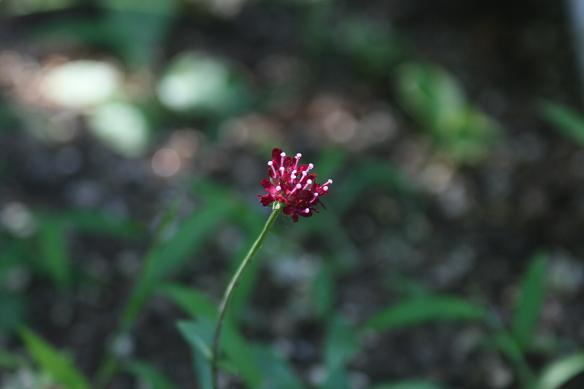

left=259, top=148, right=333, bottom=222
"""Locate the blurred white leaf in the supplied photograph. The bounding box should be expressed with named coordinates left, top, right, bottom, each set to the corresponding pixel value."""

left=41, top=60, right=121, bottom=109
left=89, top=102, right=149, bottom=157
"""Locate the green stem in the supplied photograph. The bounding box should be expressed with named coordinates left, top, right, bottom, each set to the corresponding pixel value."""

left=211, top=204, right=281, bottom=389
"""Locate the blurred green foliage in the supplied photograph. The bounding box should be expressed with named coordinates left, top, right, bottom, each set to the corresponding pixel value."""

left=396, top=63, right=500, bottom=164
left=0, top=0, right=581, bottom=388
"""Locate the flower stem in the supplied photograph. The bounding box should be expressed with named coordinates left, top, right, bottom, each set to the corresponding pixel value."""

left=211, top=204, right=281, bottom=389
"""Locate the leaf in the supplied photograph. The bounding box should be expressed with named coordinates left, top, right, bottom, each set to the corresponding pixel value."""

left=397, top=62, right=466, bottom=133
left=491, top=331, right=536, bottom=388
left=365, top=295, right=486, bottom=331
left=325, top=316, right=359, bottom=371
left=20, top=328, right=90, bottom=389
left=121, top=191, right=235, bottom=329
left=337, top=18, right=405, bottom=77
left=311, top=262, right=336, bottom=319
left=38, top=222, right=71, bottom=290
left=512, top=252, right=548, bottom=350
left=372, top=381, right=446, bottom=389
left=126, top=360, right=178, bottom=389
left=541, top=101, right=584, bottom=147
left=160, top=284, right=217, bottom=319
left=177, top=320, right=214, bottom=389
left=396, top=62, right=499, bottom=164
left=178, top=318, right=262, bottom=388
left=537, top=353, right=584, bottom=389
left=253, top=345, right=306, bottom=389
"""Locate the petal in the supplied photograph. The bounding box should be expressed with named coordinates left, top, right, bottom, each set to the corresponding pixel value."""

left=261, top=178, right=273, bottom=189
left=272, top=148, right=283, bottom=162
left=259, top=194, right=274, bottom=206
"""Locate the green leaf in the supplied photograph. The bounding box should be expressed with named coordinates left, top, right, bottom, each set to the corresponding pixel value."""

left=325, top=316, right=359, bottom=371
left=20, top=328, right=90, bottom=389
left=126, top=360, right=178, bottom=389
left=541, top=101, right=584, bottom=147
left=372, top=381, right=445, bottom=389
left=396, top=62, right=499, bottom=164
left=397, top=62, right=466, bottom=133
left=178, top=318, right=262, bottom=388
left=512, top=252, right=548, bottom=350
left=311, top=262, right=335, bottom=320
left=338, top=18, right=404, bottom=77
left=38, top=222, right=71, bottom=290
left=365, top=295, right=486, bottom=331
left=160, top=284, right=217, bottom=319
left=177, top=319, right=214, bottom=389
left=253, top=345, right=305, bottom=389
left=121, top=192, right=235, bottom=329
left=491, top=331, right=535, bottom=388
left=537, top=353, right=584, bottom=389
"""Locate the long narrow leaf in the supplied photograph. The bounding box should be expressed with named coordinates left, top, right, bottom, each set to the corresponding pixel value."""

left=121, top=195, right=234, bottom=329
left=537, top=353, right=584, bottom=389
left=512, top=252, right=548, bottom=350
left=20, top=328, right=90, bottom=389
left=38, top=222, right=71, bottom=290
left=373, top=381, right=445, bottom=389
left=126, top=360, right=178, bottom=389
left=541, top=101, right=584, bottom=147
left=365, top=295, right=485, bottom=331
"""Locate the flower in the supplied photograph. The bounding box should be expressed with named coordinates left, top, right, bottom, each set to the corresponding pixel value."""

left=259, top=147, right=333, bottom=222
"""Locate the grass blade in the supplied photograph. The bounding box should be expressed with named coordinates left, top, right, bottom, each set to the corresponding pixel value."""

left=126, top=360, right=178, bottom=389
left=365, top=295, right=485, bottom=331
left=512, top=252, right=548, bottom=350
left=373, top=381, right=445, bottom=389
left=537, top=353, right=584, bottom=389
left=20, top=328, right=90, bottom=389
left=541, top=101, right=584, bottom=146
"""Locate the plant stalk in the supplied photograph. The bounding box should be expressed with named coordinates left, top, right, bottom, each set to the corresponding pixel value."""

left=211, top=204, right=281, bottom=389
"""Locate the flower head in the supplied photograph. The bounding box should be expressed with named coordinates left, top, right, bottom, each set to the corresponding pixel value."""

left=259, top=148, right=332, bottom=222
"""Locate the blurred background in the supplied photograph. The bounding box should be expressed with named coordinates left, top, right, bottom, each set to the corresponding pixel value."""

left=1, top=0, right=584, bottom=388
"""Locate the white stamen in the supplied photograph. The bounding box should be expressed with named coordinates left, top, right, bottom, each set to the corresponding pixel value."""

left=323, top=186, right=329, bottom=191
left=322, top=179, right=333, bottom=187
left=280, top=152, right=286, bottom=157
left=303, top=179, right=313, bottom=190
left=268, top=161, right=276, bottom=175
left=308, top=163, right=314, bottom=170
left=310, top=192, right=319, bottom=204
left=304, top=208, right=310, bottom=213
left=276, top=185, right=281, bottom=191
left=279, top=166, right=285, bottom=174
left=280, top=152, right=286, bottom=166
left=290, top=183, right=301, bottom=195
left=294, top=153, right=302, bottom=170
